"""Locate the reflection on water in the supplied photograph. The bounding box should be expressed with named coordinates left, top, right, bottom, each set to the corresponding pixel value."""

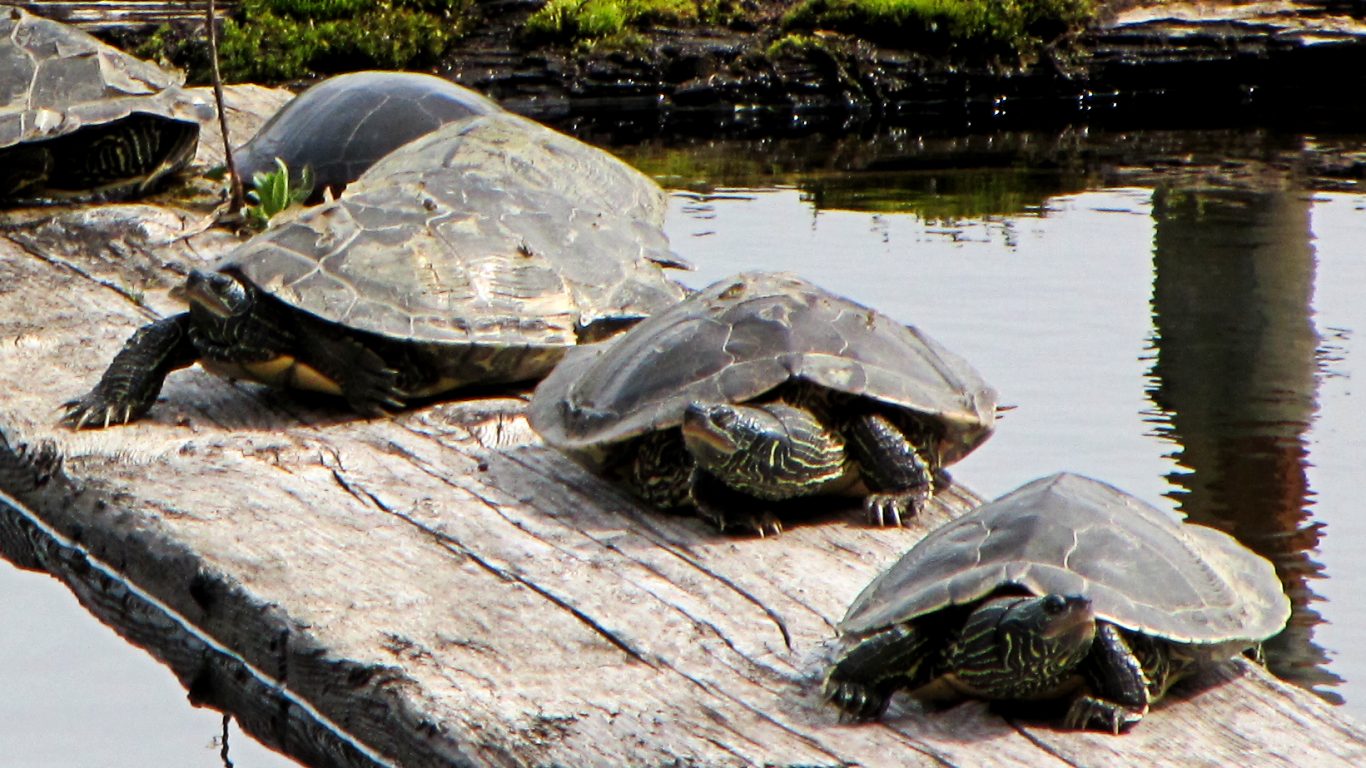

left=1145, top=185, right=1340, bottom=701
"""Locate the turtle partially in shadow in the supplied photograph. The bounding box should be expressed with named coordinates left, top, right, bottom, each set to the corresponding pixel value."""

left=0, top=6, right=203, bottom=204
left=234, top=70, right=502, bottom=203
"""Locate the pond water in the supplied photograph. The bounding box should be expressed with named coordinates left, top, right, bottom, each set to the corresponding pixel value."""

left=2, top=125, right=1363, bottom=764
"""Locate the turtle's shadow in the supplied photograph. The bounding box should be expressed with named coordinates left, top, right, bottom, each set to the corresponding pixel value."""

left=146, top=371, right=536, bottom=434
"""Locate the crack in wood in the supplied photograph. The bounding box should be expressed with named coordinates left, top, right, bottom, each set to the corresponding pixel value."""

left=322, top=444, right=655, bottom=667
left=5, top=232, right=158, bottom=313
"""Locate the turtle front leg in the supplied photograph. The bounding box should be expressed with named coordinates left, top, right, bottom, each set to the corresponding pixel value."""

left=690, top=470, right=784, bottom=537
left=1066, top=622, right=1157, bottom=733
left=845, top=412, right=934, bottom=526
left=824, top=623, right=938, bottom=720
left=63, top=313, right=199, bottom=428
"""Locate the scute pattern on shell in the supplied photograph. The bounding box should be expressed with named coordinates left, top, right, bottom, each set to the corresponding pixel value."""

left=840, top=472, right=1291, bottom=646
left=530, top=271, right=997, bottom=463
left=217, top=111, right=686, bottom=348
left=0, top=5, right=200, bottom=148
left=234, top=71, right=503, bottom=199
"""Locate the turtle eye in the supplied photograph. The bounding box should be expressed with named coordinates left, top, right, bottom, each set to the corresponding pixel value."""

left=1042, top=594, right=1068, bottom=615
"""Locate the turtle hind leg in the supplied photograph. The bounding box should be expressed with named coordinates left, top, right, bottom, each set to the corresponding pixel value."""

left=824, top=623, right=939, bottom=720
left=288, top=319, right=405, bottom=416
left=1065, top=623, right=1165, bottom=733
left=844, top=411, right=935, bottom=526
left=320, top=335, right=404, bottom=416
left=63, top=313, right=199, bottom=429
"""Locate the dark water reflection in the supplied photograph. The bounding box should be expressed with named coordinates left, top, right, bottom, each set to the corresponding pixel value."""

left=1146, top=186, right=1339, bottom=701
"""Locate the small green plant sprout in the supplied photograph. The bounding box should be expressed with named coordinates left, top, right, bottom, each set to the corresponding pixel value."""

left=243, top=158, right=314, bottom=229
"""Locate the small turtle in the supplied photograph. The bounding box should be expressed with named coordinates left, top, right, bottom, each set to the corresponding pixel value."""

left=824, top=472, right=1291, bottom=732
left=0, top=6, right=202, bottom=204
left=235, top=70, right=502, bottom=203
left=529, top=272, right=997, bottom=535
left=64, top=111, right=686, bottom=428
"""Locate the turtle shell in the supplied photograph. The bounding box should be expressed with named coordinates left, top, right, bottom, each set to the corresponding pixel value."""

left=234, top=70, right=502, bottom=202
left=0, top=6, right=202, bottom=201
left=216, top=111, right=687, bottom=355
left=530, top=271, right=998, bottom=465
left=840, top=472, right=1291, bottom=647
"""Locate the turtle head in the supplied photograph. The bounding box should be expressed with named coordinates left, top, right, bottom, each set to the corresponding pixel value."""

left=950, top=594, right=1097, bottom=699
left=681, top=400, right=849, bottom=500
left=681, top=402, right=748, bottom=462
left=179, top=269, right=254, bottom=318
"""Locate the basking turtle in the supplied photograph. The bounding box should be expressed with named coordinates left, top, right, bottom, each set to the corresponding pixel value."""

left=0, top=6, right=202, bottom=204
left=63, top=111, right=687, bottom=428
left=235, top=70, right=502, bottom=203
left=529, top=271, right=997, bottom=535
left=824, top=472, right=1291, bottom=732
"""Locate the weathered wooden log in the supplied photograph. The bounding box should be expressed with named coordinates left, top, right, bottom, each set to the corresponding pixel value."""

left=1, top=88, right=1365, bottom=768
left=15, top=0, right=233, bottom=30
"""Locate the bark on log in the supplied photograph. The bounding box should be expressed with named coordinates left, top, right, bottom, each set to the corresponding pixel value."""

left=1, top=88, right=1364, bottom=768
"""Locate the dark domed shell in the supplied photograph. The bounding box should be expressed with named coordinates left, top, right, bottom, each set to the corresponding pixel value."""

left=234, top=71, right=502, bottom=202
left=530, top=271, right=997, bottom=464
left=840, top=472, right=1291, bottom=646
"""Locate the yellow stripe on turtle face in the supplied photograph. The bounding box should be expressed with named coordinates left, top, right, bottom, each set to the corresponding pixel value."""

left=201, top=357, right=343, bottom=395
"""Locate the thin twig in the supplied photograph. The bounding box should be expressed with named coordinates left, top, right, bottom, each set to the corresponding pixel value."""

left=220, top=714, right=235, bottom=768
left=206, top=0, right=244, bottom=210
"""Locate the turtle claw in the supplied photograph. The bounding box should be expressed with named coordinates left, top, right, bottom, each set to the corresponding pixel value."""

left=343, top=366, right=406, bottom=417
left=823, top=677, right=886, bottom=721
left=62, top=395, right=142, bottom=430
left=750, top=512, right=784, bottom=538
left=1064, top=696, right=1144, bottom=734
left=864, top=488, right=928, bottom=527
left=706, top=509, right=783, bottom=538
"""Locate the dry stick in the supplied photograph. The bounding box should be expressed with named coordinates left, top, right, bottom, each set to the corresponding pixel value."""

left=206, top=0, right=244, bottom=211
left=219, top=714, right=235, bottom=768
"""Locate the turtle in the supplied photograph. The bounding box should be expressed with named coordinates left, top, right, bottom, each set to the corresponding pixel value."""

left=0, top=6, right=203, bottom=204
left=528, top=271, right=998, bottom=535
left=823, top=472, right=1291, bottom=733
left=234, top=70, right=502, bottom=204
left=63, top=110, right=688, bottom=428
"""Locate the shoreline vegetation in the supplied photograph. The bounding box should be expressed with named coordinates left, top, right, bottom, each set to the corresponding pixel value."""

left=107, top=0, right=1366, bottom=130
left=131, top=0, right=1099, bottom=84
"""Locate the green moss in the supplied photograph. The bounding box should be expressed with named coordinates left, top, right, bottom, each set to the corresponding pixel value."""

left=212, top=0, right=468, bottom=82
left=782, top=0, right=1097, bottom=62
left=765, top=33, right=826, bottom=59
left=524, top=0, right=728, bottom=46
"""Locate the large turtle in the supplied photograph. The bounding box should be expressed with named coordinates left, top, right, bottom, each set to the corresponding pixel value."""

left=63, top=111, right=687, bottom=428
left=235, top=70, right=502, bottom=203
left=529, top=271, right=998, bottom=535
left=0, top=6, right=203, bottom=204
left=823, top=472, right=1291, bottom=732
